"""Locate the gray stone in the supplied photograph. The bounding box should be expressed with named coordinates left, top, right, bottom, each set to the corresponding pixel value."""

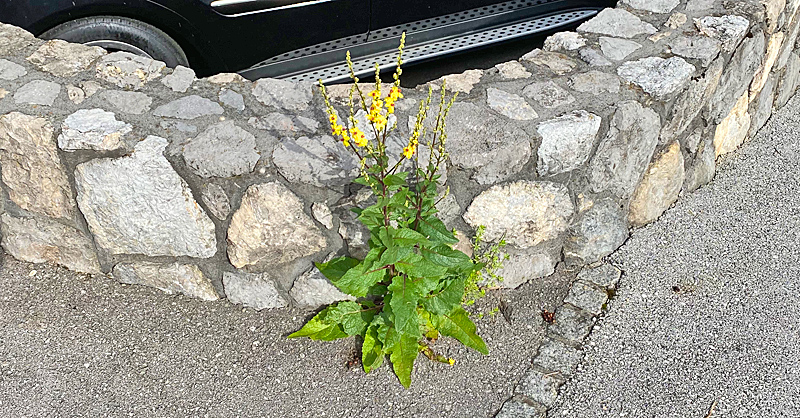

left=248, top=112, right=320, bottom=134
left=272, top=135, right=360, bottom=188
left=0, top=59, right=26, bottom=80
left=521, top=49, right=578, bottom=75
left=685, top=0, right=714, bottom=10
left=182, top=121, right=260, bottom=178
left=749, top=74, right=777, bottom=137
left=776, top=52, right=800, bottom=109
left=660, top=58, right=723, bottom=144
left=548, top=304, right=596, bottom=344
left=434, top=69, right=483, bottom=93
left=227, top=182, right=328, bottom=269
left=486, top=88, right=538, bottom=121
left=74, top=136, right=217, bottom=257
left=578, top=48, right=612, bottom=67
left=252, top=78, right=312, bottom=111
left=200, top=183, right=231, bottom=220
left=0, top=113, right=74, bottom=219
left=95, top=52, right=165, bottom=90
left=311, top=202, right=333, bottom=229
left=617, top=57, right=696, bottom=100
left=599, top=37, right=642, bottom=61
left=113, top=262, right=218, bottom=301
left=338, top=208, right=371, bottom=259
left=81, top=81, right=103, bottom=97
left=0, top=23, right=38, bottom=56
left=664, top=12, right=688, bottom=29
left=26, top=40, right=105, bottom=77
left=620, top=0, right=679, bottom=13
left=66, top=85, right=85, bottom=104
left=160, top=120, right=198, bottom=134
left=290, top=266, right=355, bottom=309
left=694, top=15, right=750, bottom=52
left=709, top=31, right=765, bottom=123
left=684, top=138, right=716, bottom=192
left=495, top=60, right=532, bottom=79
left=577, top=8, right=657, bottom=38
left=208, top=72, right=247, bottom=84
left=98, top=90, right=153, bottom=115
left=435, top=193, right=461, bottom=228
left=534, top=337, right=582, bottom=376
left=13, top=80, right=61, bottom=106
left=577, top=263, right=622, bottom=289
left=446, top=102, right=532, bottom=184
left=568, top=70, right=620, bottom=95
left=223, top=271, right=288, bottom=310
left=463, top=181, right=575, bottom=249
left=495, top=398, right=546, bottom=418
left=629, top=141, right=685, bottom=227
left=219, top=88, right=245, bottom=111
left=543, top=31, right=587, bottom=52
left=1, top=214, right=101, bottom=274
left=537, top=110, right=602, bottom=176
left=669, top=36, right=722, bottom=66
left=515, top=367, right=566, bottom=407
left=522, top=81, right=575, bottom=109
left=153, top=95, right=224, bottom=119
left=160, top=65, right=195, bottom=92
left=494, top=252, right=558, bottom=289
left=563, top=199, right=629, bottom=264
left=564, top=280, right=609, bottom=316
left=589, top=101, right=661, bottom=198
left=0, top=88, right=8, bottom=100
left=58, top=109, right=132, bottom=152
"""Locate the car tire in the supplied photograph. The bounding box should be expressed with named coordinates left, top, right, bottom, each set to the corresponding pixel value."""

left=41, top=16, right=189, bottom=68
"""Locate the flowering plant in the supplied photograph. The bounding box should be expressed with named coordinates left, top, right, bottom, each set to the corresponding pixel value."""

left=289, top=35, right=487, bottom=388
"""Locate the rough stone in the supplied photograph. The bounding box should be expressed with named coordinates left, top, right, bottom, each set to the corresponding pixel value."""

left=568, top=70, right=620, bottom=95
left=534, top=337, right=582, bottom=376
left=544, top=31, right=587, bottom=52
left=0, top=88, right=7, bottom=100
left=26, top=40, right=105, bottom=77
left=686, top=0, right=714, bottom=10
left=709, top=30, right=765, bottom=122
left=58, top=109, right=132, bottom=152
left=81, top=81, right=103, bottom=97
left=495, top=398, right=546, bottom=418
left=311, top=202, right=334, bottom=229
left=522, top=81, right=575, bottom=109
left=621, top=0, right=679, bottom=13
left=338, top=208, right=370, bottom=259
left=227, top=182, right=328, bottom=269
left=290, top=266, right=355, bottom=309
left=578, top=48, right=612, bottom=67
left=113, top=262, right=218, bottom=301
left=223, top=271, right=288, bottom=310
left=463, top=181, right=574, bottom=249
left=495, top=61, right=532, bottom=79
left=272, top=135, right=360, bottom=188
left=669, top=36, right=722, bottom=67
left=617, top=57, right=696, bottom=100
left=0, top=112, right=74, bottom=219
left=521, top=49, right=578, bottom=75
left=1, top=214, right=101, bottom=274
left=776, top=52, right=800, bottom=108
left=435, top=69, right=483, bottom=93
left=494, top=252, right=558, bottom=289
left=589, top=101, right=661, bottom=198
left=763, top=0, right=786, bottom=34
left=564, top=280, right=609, bottom=316
left=577, top=263, right=622, bottom=289
left=563, top=199, right=629, bottom=264
left=161, top=65, right=195, bottom=92
left=749, top=74, right=776, bottom=138
left=182, top=121, right=260, bottom=178
left=577, top=8, right=657, bottom=38
left=200, top=182, right=231, bottom=220
left=629, top=141, right=685, bottom=227
left=95, top=52, right=165, bottom=90
left=446, top=102, right=532, bottom=184
left=252, top=78, right=312, bottom=111
left=694, top=15, right=750, bottom=52
left=660, top=58, right=723, bottom=144
left=13, top=80, right=61, bottom=106
left=750, top=32, right=784, bottom=99
left=153, top=95, right=224, bottom=119
left=537, top=110, right=602, bottom=176
left=160, top=120, right=197, bottom=134
left=66, top=85, right=85, bottom=104
left=219, top=88, right=245, bottom=111
left=0, top=59, right=27, bottom=80
left=74, top=136, right=217, bottom=257
left=665, top=12, right=688, bottom=29
left=515, top=367, right=566, bottom=408
left=599, top=37, right=642, bottom=61
left=486, top=88, right=538, bottom=120
left=548, top=304, right=596, bottom=344
left=248, top=112, right=319, bottom=134
left=208, top=72, right=247, bottom=84
left=684, top=139, right=716, bottom=192
left=98, top=89, right=152, bottom=115
left=0, top=23, right=38, bottom=56
left=713, top=92, right=751, bottom=156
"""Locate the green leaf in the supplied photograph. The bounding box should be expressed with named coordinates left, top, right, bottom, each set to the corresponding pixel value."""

left=327, top=301, right=377, bottom=336
left=418, top=216, right=458, bottom=245
left=333, top=257, right=388, bottom=297
left=387, top=331, right=420, bottom=389
left=315, top=257, right=360, bottom=282
left=362, top=320, right=385, bottom=373
left=423, top=277, right=466, bottom=315
left=422, top=245, right=473, bottom=270
left=288, top=306, right=348, bottom=341
left=393, top=228, right=431, bottom=247
left=395, top=253, right=448, bottom=279
left=379, top=246, right=413, bottom=267
left=387, top=275, right=423, bottom=338
left=383, top=174, right=408, bottom=190
left=433, top=307, right=489, bottom=355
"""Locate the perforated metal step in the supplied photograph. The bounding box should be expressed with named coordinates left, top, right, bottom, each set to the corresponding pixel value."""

left=278, top=9, right=596, bottom=84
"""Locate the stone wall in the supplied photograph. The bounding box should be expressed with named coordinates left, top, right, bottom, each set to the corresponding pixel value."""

left=0, top=0, right=796, bottom=311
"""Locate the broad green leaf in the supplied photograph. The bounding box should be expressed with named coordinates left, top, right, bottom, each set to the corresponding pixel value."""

left=393, top=227, right=431, bottom=247
left=423, top=277, right=466, bottom=315
left=288, top=306, right=348, bottom=341
left=433, top=307, right=489, bottom=355
left=379, top=246, right=413, bottom=267
left=383, top=174, right=408, bottom=189
left=362, top=322, right=385, bottom=373
left=418, top=216, right=458, bottom=245
left=333, top=258, right=388, bottom=297
left=388, top=275, right=423, bottom=338
left=315, top=257, right=360, bottom=282
left=422, top=245, right=473, bottom=270
left=395, top=253, right=448, bottom=279
left=327, top=301, right=377, bottom=336
left=387, top=331, right=420, bottom=389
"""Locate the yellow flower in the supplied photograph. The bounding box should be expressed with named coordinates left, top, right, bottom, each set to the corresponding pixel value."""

left=350, top=127, right=368, bottom=147
left=369, top=89, right=381, bottom=99
left=403, top=145, right=415, bottom=159
left=389, top=86, right=403, bottom=101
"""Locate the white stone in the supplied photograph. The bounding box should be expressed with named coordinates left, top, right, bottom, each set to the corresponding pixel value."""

left=58, top=109, right=132, bottom=152
left=537, top=111, right=602, bottom=176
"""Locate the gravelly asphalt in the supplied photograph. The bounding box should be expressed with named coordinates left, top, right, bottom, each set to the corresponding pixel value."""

left=0, top=253, right=572, bottom=417
left=551, top=96, right=800, bottom=417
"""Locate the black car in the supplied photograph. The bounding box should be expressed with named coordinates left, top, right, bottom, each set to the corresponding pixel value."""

left=0, top=0, right=615, bottom=82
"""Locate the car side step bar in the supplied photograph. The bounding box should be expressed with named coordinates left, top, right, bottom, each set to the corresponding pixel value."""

left=239, top=9, right=597, bottom=84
